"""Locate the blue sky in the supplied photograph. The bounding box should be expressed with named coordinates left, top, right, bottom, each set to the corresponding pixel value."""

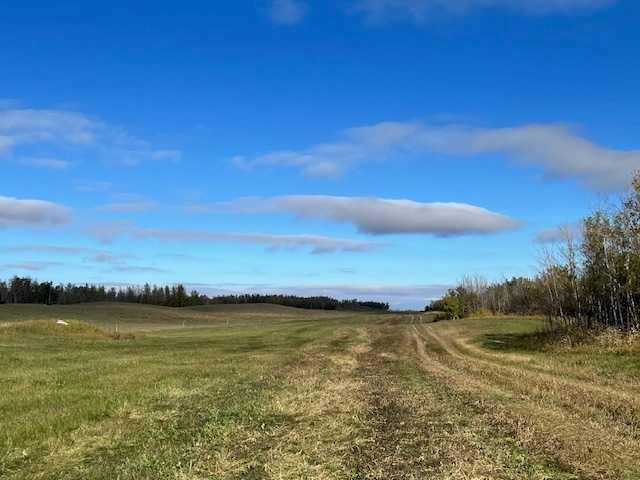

left=1, top=0, right=639, bottom=308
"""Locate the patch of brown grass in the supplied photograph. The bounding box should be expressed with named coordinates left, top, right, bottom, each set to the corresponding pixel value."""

left=517, top=324, right=640, bottom=354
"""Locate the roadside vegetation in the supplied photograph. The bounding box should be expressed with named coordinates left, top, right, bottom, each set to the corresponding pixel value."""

left=429, top=172, right=640, bottom=334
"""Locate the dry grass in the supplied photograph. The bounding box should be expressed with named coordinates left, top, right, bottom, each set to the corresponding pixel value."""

left=2, top=305, right=639, bottom=479
left=522, top=324, right=640, bottom=354
left=410, top=318, right=640, bottom=479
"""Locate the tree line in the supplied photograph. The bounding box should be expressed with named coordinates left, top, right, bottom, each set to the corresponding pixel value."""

left=429, top=172, right=640, bottom=331
left=0, top=278, right=389, bottom=312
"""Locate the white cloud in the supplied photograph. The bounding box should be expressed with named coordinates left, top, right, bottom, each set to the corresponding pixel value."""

left=1, top=261, right=63, bottom=272
left=86, top=222, right=381, bottom=254
left=149, top=149, right=183, bottom=162
left=97, top=201, right=158, bottom=213
left=268, top=0, right=309, bottom=25
left=86, top=252, right=134, bottom=265
left=6, top=245, right=89, bottom=255
left=19, top=157, right=71, bottom=169
left=208, top=195, right=520, bottom=236
left=234, top=121, right=640, bottom=190
left=131, top=228, right=381, bottom=254
left=86, top=221, right=135, bottom=244
left=353, top=0, right=615, bottom=22
left=4, top=244, right=136, bottom=266
left=535, top=222, right=583, bottom=244
left=447, top=124, right=640, bottom=190
left=0, top=109, right=96, bottom=146
left=0, top=107, right=181, bottom=167
left=0, top=196, right=70, bottom=227
left=75, top=181, right=113, bottom=193
left=112, top=265, right=168, bottom=273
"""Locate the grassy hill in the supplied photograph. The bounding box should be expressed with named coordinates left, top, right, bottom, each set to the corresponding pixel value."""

left=2, top=305, right=640, bottom=479
left=0, top=302, right=345, bottom=332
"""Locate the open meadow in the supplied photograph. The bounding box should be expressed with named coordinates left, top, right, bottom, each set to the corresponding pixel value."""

left=2, top=303, right=640, bottom=480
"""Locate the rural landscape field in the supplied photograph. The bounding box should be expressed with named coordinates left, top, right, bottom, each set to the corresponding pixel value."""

left=3, top=1, right=640, bottom=479
left=2, top=303, right=639, bottom=480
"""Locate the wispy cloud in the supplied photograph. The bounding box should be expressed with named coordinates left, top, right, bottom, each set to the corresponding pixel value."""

left=112, top=265, right=168, bottom=273
left=133, top=228, right=381, bottom=254
left=267, top=0, right=309, bottom=25
left=1, top=261, right=63, bottom=272
left=75, top=181, right=113, bottom=193
left=4, top=244, right=136, bottom=266
left=338, top=267, right=357, bottom=274
left=97, top=201, right=158, bottom=213
left=5, top=245, right=90, bottom=255
left=86, top=221, right=135, bottom=244
left=19, top=157, right=71, bottom=169
left=535, top=222, right=583, bottom=244
left=86, top=222, right=382, bottom=254
left=0, top=107, right=181, bottom=167
left=201, top=195, right=520, bottom=236
left=233, top=121, right=640, bottom=190
left=353, top=0, right=615, bottom=23
left=85, top=252, right=134, bottom=265
left=0, top=196, right=70, bottom=227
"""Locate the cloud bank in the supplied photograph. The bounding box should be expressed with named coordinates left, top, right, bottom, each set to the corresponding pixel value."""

left=209, top=195, right=520, bottom=236
left=234, top=121, right=640, bottom=190
left=0, top=196, right=70, bottom=227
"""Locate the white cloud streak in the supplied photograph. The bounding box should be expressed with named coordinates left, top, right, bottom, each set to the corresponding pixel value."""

left=268, top=0, right=309, bottom=25
left=4, top=244, right=135, bottom=265
left=6, top=245, right=90, bottom=255
left=97, top=201, right=158, bottom=213
left=353, top=0, right=615, bottom=22
left=234, top=121, right=640, bottom=190
left=75, top=181, right=113, bottom=193
left=86, top=223, right=381, bottom=254
left=206, top=195, right=520, bottom=236
left=0, top=196, right=70, bottom=227
left=19, top=157, right=71, bottom=169
left=112, top=265, right=168, bottom=273
left=534, top=222, right=583, bottom=244
left=1, top=261, right=63, bottom=272
left=132, top=228, right=381, bottom=254
left=2, top=244, right=162, bottom=275
left=0, top=108, right=181, bottom=167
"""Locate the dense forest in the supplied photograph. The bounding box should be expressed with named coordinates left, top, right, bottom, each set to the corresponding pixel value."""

left=0, top=278, right=389, bottom=312
left=429, top=172, right=640, bottom=331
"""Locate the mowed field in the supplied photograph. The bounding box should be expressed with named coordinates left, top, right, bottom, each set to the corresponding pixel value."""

left=1, top=304, right=640, bottom=479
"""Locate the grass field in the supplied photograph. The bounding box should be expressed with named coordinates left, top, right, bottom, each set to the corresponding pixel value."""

left=1, top=304, right=640, bottom=479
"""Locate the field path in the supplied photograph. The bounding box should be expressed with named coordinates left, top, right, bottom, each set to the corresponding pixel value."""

left=404, top=321, right=640, bottom=479
left=350, top=323, right=579, bottom=480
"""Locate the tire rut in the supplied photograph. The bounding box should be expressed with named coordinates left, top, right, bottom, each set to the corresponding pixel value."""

left=410, top=325, right=640, bottom=479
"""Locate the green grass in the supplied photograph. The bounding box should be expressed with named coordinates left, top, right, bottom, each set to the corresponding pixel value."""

left=1, top=304, right=373, bottom=479
left=474, top=316, right=640, bottom=380
left=2, top=305, right=639, bottom=479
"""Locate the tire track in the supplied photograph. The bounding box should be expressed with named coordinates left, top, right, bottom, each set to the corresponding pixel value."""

left=409, top=324, right=640, bottom=479
left=417, top=324, right=640, bottom=432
